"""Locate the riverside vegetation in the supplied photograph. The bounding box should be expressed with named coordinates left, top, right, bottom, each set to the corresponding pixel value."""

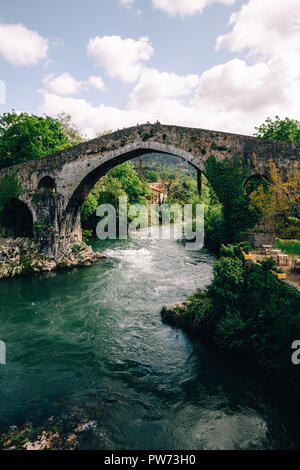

left=161, top=244, right=300, bottom=393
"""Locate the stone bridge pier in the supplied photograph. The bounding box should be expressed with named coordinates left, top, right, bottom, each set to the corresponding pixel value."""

left=0, top=123, right=299, bottom=259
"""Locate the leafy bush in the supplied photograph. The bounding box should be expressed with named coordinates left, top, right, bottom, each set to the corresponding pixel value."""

left=260, top=258, right=277, bottom=272
left=254, top=116, right=300, bottom=143
left=239, top=241, right=253, bottom=254
left=208, top=256, right=245, bottom=319
left=219, top=243, right=243, bottom=260
left=204, top=156, right=260, bottom=249
left=72, top=244, right=86, bottom=254
left=0, top=112, right=71, bottom=169
left=277, top=219, right=300, bottom=240
left=204, top=205, right=224, bottom=253
left=162, top=290, right=214, bottom=335
left=20, top=254, right=35, bottom=275
left=82, top=230, right=93, bottom=243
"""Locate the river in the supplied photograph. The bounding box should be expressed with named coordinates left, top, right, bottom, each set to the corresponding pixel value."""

left=0, top=233, right=299, bottom=450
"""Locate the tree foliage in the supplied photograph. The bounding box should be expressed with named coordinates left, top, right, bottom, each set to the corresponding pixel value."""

left=108, top=162, right=148, bottom=205
left=249, top=159, right=300, bottom=231
left=57, top=113, right=85, bottom=146
left=142, top=168, right=158, bottom=183
left=204, top=156, right=260, bottom=247
left=81, top=162, right=150, bottom=235
left=167, top=174, right=197, bottom=205
left=254, top=116, right=300, bottom=143
left=0, top=112, right=72, bottom=169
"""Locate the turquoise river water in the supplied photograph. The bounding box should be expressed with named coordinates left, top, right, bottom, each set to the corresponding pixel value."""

left=0, top=233, right=299, bottom=449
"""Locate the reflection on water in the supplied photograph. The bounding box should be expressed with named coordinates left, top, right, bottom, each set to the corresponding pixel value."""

left=0, top=234, right=298, bottom=449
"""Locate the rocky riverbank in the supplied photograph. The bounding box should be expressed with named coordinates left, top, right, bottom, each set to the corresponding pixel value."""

left=0, top=237, right=105, bottom=281
left=0, top=412, right=98, bottom=451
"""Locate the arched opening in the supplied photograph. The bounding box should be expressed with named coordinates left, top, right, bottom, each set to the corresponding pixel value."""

left=38, top=176, right=56, bottom=192
left=2, top=199, right=33, bottom=238
left=61, top=144, right=205, bottom=241
left=243, top=174, right=270, bottom=196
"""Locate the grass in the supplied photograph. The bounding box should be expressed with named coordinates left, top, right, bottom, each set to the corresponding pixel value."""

left=276, top=238, right=300, bottom=257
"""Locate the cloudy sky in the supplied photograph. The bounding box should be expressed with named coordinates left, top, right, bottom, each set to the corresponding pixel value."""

left=0, top=0, right=299, bottom=137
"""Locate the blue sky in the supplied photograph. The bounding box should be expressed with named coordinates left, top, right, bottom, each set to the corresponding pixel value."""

left=0, top=0, right=299, bottom=137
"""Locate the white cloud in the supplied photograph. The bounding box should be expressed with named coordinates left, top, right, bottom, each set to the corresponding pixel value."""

left=129, top=68, right=200, bottom=111
left=40, top=0, right=300, bottom=138
left=88, top=75, right=107, bottom=92
left=43, top=73, right=85, bottom=96
left=43, top=73, right=107, bottom=96
left=87, top=35, right=153, bottom=83
left=121, top=0, right=235, bottom=16
left=209, top=0, right=300, bottom=131
left=41, top=53, right=300, bottom=136
left=40, top=54, right=300, bottom=137
left=152, top=0, right=235, bottom=17
left=43, top=59, right=54, bottom=69
left=194, top=59, right=280, bottom=112
left=0, top=23, right=48, bottom=66
left=39, top=87, right=257, bottom=138
left=40, top=91, right=147, bottom=136
left=120, top=0, right=142, bottom=15
left=120, top=0, right=135, bottom=5
left=216, top=0, right=300, bottom=58
left=191, top=57, right=300, bottom=132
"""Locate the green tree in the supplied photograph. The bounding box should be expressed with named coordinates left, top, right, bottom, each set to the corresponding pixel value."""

left=0, top=112, right=72, bottom=169
left=209, top=255, right=245, bottom=318
left=81, top=162, right=150, bottom=236
left=98, top=176, right=127, bottom=209
left=57, top=113, right=85, bottom=146
left=142, top=168, right=158, bottom=183
left=81, top=190, right=100, bottom=230
left=205, top=156, right=260, bottom=245
left=81, top=177, right=127, bottom=233
left=108, top=162, right=148, bottom=205
left=249, top=159, right=300, bottom=224
left=254, top=116, right=300, bottom=143
left=167, top=174, right=197, bottom=205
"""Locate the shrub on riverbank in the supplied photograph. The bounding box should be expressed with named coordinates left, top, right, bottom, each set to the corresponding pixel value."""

left=162, top=244, right=300, bottom=387
left=203, top=156, right=261, bottom=253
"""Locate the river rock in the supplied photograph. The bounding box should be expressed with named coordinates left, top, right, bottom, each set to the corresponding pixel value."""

left=0, top=237, right=105, bottom=281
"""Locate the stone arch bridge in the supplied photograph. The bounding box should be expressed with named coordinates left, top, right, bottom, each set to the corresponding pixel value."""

left=0, top=123, right=299, bottom=258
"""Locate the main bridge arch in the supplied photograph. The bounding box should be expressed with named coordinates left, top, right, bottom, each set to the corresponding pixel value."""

left=0, top=122, right=298, bottom=257
left=61, top=141, right=205, bottom=245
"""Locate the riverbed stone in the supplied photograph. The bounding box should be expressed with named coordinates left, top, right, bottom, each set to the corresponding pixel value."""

left=0, top=237, right=105, bottom=281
